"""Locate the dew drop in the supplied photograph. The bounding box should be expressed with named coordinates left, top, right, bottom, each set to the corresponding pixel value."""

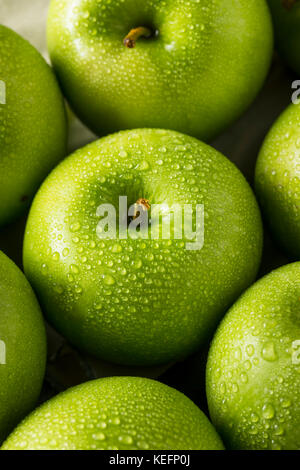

left=92, top=432, right=106, bottom=441
left=119, top=435, right=133, bottom=445
left=103, top=274, right=115, bottom=285
left=262, top=403, right=275, bottom=420
left=112, top=244, right=122, bottom=253
left=70, top=264, right=80, bottom=274
left=261, top=342, right=278, bottom=362
left=139, top=160, right=149, bottom=170
left=70, top=222, right=81, bottom=232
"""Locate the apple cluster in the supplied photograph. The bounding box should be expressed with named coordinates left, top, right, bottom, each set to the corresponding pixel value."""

left=0, top=0, right=299, bottom=452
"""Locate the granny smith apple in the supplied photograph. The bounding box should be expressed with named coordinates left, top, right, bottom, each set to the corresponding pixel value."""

left=0, top=250, right=46, bottom=444
left=255, top=103, right=300, bottom=259
left=0, top=25, right=67, bottom=227
left=268, top=0, right=300, bottom=75
left=23, top=129, right=263, bottom=366
left=2, top=376, right=224, bottom=450
left=206, top=262, right=300, bottom=450
left=47, top=0, right=273, bottom=140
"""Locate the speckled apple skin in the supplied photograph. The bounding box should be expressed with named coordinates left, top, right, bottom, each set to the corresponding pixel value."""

left=255, top=103, right=300, bottom=259
left=47, top=0, right=273, bottom=140
left=268, top=0, right=300, bottom=75
left=0, top=25, right=67, bottom=227
left=0, top=251, right=46, bottom=444
left=23, top=129, right=263, bottom=366
left=2, top=376, right=224, bottom=450
left=207, top=262, right=300, bottom=450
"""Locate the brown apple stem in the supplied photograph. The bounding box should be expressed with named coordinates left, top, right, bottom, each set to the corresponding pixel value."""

left=123, top=27, right=152, bottom=48
left=133, top=198, right=151, bottom=219
left=282, top=0, right=298, bottom=10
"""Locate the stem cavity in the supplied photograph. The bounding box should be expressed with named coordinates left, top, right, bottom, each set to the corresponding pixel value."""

left=133, top=198, right=151, bottom=219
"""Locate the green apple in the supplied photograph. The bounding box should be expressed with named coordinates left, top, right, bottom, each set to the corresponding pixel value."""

left=47, top=0, right=273, bottom=140
left=0, top=25, right=67, bottom=227
left=0, top=251, right=46, bottom=444
left=255, top=103, right=300, bottom=259
left=23, top=129, right=263, bottom=366
left=206, top=262, right=300, bottom=450
left=2, top=376, right=224, bottom=450
left=267, top=0, right=300, bottom=75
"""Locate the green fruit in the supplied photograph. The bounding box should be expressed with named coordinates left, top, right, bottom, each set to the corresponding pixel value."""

left=267, top=0, right=300, bottom=75
left=2, top=376, right=224, bottom=450
left=0, top=251, right=46, bottom=444
left=47, top=0, right=273, bottom=140
left=23, top=129, right=263, bottom=366
left=206, top=262, right=300, bottom=450
left=0, top=25, right=67, bottom=227
left=255, top=103, right=300, bottom=259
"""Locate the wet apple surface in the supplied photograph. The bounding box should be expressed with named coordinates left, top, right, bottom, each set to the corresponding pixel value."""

left=0, top=25, right=67, bottom=227
left=207, top=262, right=300, bottom=450
left=23, top=129, right=263, bottom=367
left=1, top=0, right=299, bottom=452
left=2, top=377, right=224, bottom=450
left=255, top=103, right=300, bottom=259
left=0, top=251, right=46, bottom=444
left=47, top=0, right=273, bottom=140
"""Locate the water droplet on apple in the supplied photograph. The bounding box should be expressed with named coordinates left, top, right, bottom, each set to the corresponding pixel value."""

left=112, top=244, right=122, bottom=253
left=103, top=274, right=115, bottom=285
left=52, top=252, right=60, bottom=261
left=261, top=342, right=277, bottom=362
left=111, top=417, right=120, bottom=425
left=70, top=264, right=80, bottom=274
left=139, top=160, right=150, bottom=171
left=70, top=222, right=81, bottom=232
left=119, top=435, right=133, bottom=445
left=262, top=403, right=275, bottom=420
left=92, top=432, right=106, bottom=441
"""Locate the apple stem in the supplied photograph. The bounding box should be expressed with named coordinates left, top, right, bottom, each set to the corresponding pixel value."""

left=282, top=0, right=298, bottom=10
left=133, top=198, right=151, bottom=219
left=123, top=27, right=152, bottom=48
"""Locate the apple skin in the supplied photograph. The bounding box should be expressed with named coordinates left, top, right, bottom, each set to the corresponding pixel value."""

left=206, top=262, right=300, bottom=450
left=2, top=376, right=224, bottom=450
left=255, top=103, right=300, bottom=259
left=23, top=129, right=263, bottom=367
left=0, top=25, right=67, bottom=227
left=47, top=0, right=273, bottom=140
left=267, top=0, right=300, bottom=75
left=0, top=251, right=46, bottom=444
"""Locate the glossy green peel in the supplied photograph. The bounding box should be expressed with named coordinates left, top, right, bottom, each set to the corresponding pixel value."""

left=0, top=25, right=67, bottom=227
left=0, top=251, right=46, bottom=444
left=207, top=263, right=300, bottom=450
left=255, top=103, right=300, bottom=259
left=47, top=0, right=273, bottom=140
left=2, top=377, right=224, bottom=450
left=23, top=129, right=263, bottom=366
